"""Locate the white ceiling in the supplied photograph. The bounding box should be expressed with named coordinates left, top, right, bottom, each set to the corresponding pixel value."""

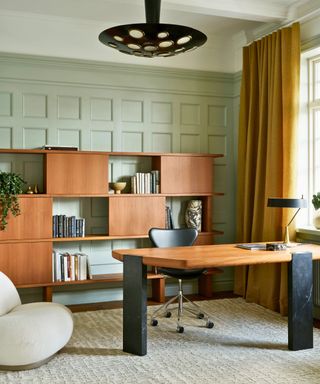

left=0, top=0, right=319, bottom=72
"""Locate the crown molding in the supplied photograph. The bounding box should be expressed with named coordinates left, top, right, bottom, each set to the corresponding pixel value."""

left=0, top=52, right=238, bottom=98
left=0, top=52, right=235, bottom=84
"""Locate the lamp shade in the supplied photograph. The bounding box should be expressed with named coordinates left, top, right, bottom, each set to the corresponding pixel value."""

left=98, top=0, right=207, bottom=58
left=267, top=198, right=307, bottom=208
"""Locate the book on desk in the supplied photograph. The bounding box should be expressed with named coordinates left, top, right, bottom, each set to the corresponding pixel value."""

left=236, top=243, right=266, bottom=250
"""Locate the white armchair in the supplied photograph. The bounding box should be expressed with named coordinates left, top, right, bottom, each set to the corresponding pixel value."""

left=0, top=271, right=73, bottom=371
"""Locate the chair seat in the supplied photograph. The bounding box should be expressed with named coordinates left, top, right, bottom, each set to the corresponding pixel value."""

left=0, top=302, right=73, bottom=369
left=159, top=267, right=206, bottom=280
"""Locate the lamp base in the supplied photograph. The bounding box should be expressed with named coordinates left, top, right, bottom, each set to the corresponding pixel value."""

left=284, top=226, right=301, bottom=248
left=284, top=242, right=303, bottom=248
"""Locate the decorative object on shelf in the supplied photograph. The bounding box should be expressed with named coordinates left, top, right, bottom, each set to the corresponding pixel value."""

left=267, top=196, right=307, bottom=247
left=41, top=145, right=78, bottom=151
left=0, top=172, right=26, bottom=230
left=312, top=193, right=320, bottom=229
left=98, top=0, right=207, bottom=58
left=34, top=184, right=39, bottom=194
left=110, top=182, right=127, bottom=194
left=185, top=199, right=202, bottom=232
left=26, top=186, right=34, bottom=194
left=165, top=206, right=174, bottom=229
left=313, top=211, right=320, bottom=229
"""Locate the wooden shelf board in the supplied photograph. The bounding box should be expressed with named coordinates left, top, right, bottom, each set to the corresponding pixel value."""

left=108, top=193, right=217, bottom=197
left=0, top=238, right=53, bottom=244
left=16, top=272, right=163, bottom=288
left=109, top=151, right=224, bottom=158
left=0, top=148, right=224, bottom=158
left=0, top=232, right=221, bottom=244
left=52, top=234, right=149, bottom=242
left=18, top=194, right=51, bottom=198
left=18, top=193, right=222, bottom=198
left=108, top=193, right=161, bottom=197
left=50, top=194, right=109, bottom=197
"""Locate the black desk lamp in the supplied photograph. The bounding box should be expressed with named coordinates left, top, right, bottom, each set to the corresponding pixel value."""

left=267, top=197, right=307, bottom=247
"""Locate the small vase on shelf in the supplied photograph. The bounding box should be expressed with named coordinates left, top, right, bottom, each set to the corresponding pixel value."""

left=312, top=193, right=320, bottom=229
left=26, top=186, right=33, bottom=194
left=313, top=209, right=320, bottom=229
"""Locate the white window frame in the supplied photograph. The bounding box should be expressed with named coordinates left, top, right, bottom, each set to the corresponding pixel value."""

left=297, top=47, right=320, bottom=238
left=309, top=55, right=320, bottom=198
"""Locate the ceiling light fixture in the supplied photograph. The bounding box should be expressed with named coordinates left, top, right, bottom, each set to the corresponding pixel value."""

left=98, top=0, right=207, bottom=58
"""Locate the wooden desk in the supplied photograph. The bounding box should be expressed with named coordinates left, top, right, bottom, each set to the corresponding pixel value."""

left=112, top=243, right=320, bottom=356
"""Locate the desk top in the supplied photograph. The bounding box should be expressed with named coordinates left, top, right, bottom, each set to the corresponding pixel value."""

left=112, top=243, right=320, bottom=269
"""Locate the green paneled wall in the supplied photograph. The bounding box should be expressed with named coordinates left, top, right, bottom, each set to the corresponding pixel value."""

left=0, top=53, right=238, bottom=304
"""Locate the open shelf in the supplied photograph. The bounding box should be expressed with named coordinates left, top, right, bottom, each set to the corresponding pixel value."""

left=0, top=149, right=224, bottom=302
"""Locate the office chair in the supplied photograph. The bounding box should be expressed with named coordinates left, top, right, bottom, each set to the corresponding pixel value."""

left=148, top=227, right=214, bottom=333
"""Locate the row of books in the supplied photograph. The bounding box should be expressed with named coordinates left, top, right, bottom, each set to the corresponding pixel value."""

left=52, top=251, right=89, bottom=282
left=52, top=215, right=85, bottom=238
left=130, top=170, right=160, bottom=194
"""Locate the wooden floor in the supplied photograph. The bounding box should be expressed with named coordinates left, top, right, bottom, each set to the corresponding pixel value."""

left=67, top=291, right=320, bottom=330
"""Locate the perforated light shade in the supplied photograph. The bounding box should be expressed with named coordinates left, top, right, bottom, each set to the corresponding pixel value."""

left=98, top=0, right=207, bottom=58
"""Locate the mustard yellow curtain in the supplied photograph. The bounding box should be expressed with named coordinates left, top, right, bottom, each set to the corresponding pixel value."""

left=235, top=23, right=300, bottom=315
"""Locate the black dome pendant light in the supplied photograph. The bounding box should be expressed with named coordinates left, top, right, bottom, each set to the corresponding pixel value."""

left=98, top=0, right=207, bottom=58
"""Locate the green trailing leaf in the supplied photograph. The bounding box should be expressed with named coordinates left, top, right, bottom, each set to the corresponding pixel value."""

left=312, top=192, right=320, bottom=210
left=0, top=172, right=26, bottom=230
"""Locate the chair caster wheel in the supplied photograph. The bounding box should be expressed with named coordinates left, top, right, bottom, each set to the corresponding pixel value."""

left=177, top=325, right=184, bottom=333
left=151, top=319, right=158, bottom=326
left=165, top=311, right=172, bottom=318
left=197, top=313, right=204, bottom=319
left=206, top=321, right=214, bottom=329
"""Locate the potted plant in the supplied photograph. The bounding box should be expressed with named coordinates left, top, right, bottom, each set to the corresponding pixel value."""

left=0, top=172, right=26, bottom=230
left=312, top=192, right=320, bottom=229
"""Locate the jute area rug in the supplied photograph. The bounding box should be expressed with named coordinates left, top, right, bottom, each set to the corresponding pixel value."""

left=1, top=298, right=320, bottom=384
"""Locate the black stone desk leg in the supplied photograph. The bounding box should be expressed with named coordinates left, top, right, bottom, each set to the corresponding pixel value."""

left=288, top=252, right=313, bottom=351
left=123, top=255, right=147, bottom=355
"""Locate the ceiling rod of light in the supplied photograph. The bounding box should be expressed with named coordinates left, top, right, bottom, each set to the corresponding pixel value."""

left=145, top=0, right=161, bottom=23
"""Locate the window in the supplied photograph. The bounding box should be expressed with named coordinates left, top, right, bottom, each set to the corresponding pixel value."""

left=297, top=48, right=320, bottom=228
left=310, top=57, right=320, bottom=194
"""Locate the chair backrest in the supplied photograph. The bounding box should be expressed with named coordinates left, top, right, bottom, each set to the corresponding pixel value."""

left=0, top=271, right=21, bottom=316
left=148, top=228, right=198, bottom=248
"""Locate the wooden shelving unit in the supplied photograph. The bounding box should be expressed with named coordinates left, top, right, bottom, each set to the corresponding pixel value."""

left=0, top=148, right=223, bottom=302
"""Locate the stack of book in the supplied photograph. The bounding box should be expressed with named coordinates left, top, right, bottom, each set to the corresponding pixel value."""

left=130, top=170, right=160, bottom=194
left=52, top=215, right=85, bottom=238
left=52, top=251, right=89, bottom=282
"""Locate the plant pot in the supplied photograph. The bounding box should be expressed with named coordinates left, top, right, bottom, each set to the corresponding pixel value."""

left=313, top=209, right=320, bottom=229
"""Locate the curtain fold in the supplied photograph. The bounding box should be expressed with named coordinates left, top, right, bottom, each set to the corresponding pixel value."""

left=235, top=23, right=300, bottom=315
